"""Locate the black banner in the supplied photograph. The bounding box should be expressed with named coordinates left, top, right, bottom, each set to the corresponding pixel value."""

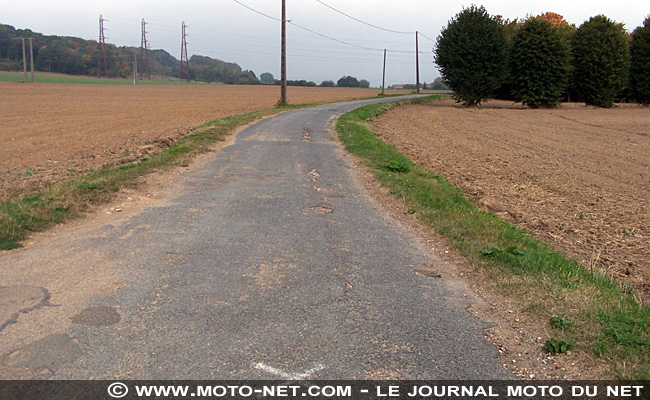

left=1, top=380, right=649, bottom=400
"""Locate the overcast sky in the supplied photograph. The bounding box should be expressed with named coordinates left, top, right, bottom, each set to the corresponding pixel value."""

left=3, top=1, right=648, bottom=86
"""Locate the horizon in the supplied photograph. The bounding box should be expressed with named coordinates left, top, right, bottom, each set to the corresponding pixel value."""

left=2, top=0, right=648, bottom=86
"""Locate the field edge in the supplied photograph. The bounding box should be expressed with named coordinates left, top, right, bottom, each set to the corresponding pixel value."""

left=335, top=97, right=650, bottom=380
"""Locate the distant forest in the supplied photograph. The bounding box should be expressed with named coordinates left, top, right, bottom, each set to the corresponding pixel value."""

left=0, top=23, right=260, bottom=84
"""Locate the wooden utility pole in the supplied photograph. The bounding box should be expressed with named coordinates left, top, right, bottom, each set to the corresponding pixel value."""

left=415, top=31, right=420, bottom=94
left=22, top=38, right=27, bottom=83
left=381, top=49, right=386, bottom=95
left=280, top=0, right=287, bottom=105
left=29, top=37, right=35, bottom=83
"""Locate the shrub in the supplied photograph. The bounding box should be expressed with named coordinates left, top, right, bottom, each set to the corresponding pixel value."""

left=510, top=17, right=569, bottom=108
left=434, top=5, right=507, bottom=107
left=337, top=76, right=360, bottom=88
left=383, top=160, right=411, bottom=173
left=572, top=15, right=630, bottom=107
left=630, top=16, right=650, bottom=105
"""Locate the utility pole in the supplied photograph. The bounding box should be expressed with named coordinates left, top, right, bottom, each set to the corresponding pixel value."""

left=381, top=49, right=386, bottom=95
left=415, top=31, right=420, bottom=94
left=141, top=19, right=151, bottom=80
left=21, top=38, right=27, bottom=83
left=180, top=21, right=189, bottom=82
left=29, top=37, right=35, bottom=83
left=132, top=57, right=138, bottom=85
left=279, top=0, right=287, bottom=105
left=97, top=15, right=108, bottom=78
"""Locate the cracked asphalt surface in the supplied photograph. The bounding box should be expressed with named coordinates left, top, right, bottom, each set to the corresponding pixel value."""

left=0, top=97, right=513, bottom=379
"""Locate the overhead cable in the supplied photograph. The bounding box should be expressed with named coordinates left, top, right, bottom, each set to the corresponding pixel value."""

left=314, top=0, right=413, bottom=34
left=418, top=32, right=437, bottom=44
left=232, top=0, right=422, bottom=54
left=232, top=0, right=281, bottom=22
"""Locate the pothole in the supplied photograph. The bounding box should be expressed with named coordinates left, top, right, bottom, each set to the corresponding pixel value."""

left=6, top=333, right=84, bottom=369
left=71, top=305, right=121, bottom=327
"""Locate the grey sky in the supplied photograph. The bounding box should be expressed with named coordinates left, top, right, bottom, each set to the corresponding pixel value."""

left=3, top=1, right=648, bottom=86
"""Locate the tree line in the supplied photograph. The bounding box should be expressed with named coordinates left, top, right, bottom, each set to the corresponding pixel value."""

left=0, top=24, right=261, bottom=84
left=1, top=24, right=373, bottom=87
left=259, top=73, right=371, bottom=88
left=434, top=7, right=650, bottom=107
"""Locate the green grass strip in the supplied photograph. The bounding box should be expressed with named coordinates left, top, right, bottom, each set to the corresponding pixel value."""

left=0, top=110, right=257, bottom=242
left=0, top=103, right=307, bottom=246
left=336, top=96, right=650, bottom=379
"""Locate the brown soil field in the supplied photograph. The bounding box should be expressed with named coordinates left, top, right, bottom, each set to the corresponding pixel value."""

left=0, top=83, right=393, bottom=199
left=370, top=99, right=650, bottom=297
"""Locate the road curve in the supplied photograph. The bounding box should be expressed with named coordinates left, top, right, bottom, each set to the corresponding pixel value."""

left=0, top=97, right=513, bottom=379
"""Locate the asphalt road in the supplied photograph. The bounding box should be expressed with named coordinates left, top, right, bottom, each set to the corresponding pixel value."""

left=0, top=97, right=513, bottom=380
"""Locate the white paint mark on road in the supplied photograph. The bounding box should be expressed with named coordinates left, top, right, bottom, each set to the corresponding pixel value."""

left=254, top=362, right=325, bottom=380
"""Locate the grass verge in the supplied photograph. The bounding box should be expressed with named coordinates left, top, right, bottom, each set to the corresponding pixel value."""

left=336, top=96, right=650, bottom=379
left=0, top=101, right=320, bottom=246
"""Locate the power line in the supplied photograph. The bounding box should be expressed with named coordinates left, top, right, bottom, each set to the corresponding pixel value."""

left=313, top=0, right=413, bottom=35
left=290, top=22, right=425, bottom=54
left=231, top=0, right=421, bottom=54
left=288, top=21, right=383, bottom=52
left=109, top=4, right=422, bottom=57
left=232, top=0, right=281, bottom=22
left=418, top=32, right=437, bottom=44
left=97, top=23, right=420, bottom=61
left=4, top=3, right=434, bottom=85
left=147, top=16, right=415, bottom=48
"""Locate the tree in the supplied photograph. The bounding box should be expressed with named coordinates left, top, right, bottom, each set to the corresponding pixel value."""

left=534, top=12, right=577, bottom=101
left=509, top=17, right=569, bottom=108
left=434, top=5, right=507, bottom=106
left=358, top=79, right=370, bottom=88
left=260, top=72, right=274, bottom=84
left=319, top=80, right=335, bottom=87
left=430, top=77, right=450, bottom=90
left=572, top=15, right=630, bottom=107
left=337, top=75, right=359, bottom=87
left=630, top=16, right=650, bottom=105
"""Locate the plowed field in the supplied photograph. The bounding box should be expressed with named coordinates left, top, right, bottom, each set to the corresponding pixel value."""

left=370, top=99, right=650, bottom=296
left=0, top=83, right=389, bottom=199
